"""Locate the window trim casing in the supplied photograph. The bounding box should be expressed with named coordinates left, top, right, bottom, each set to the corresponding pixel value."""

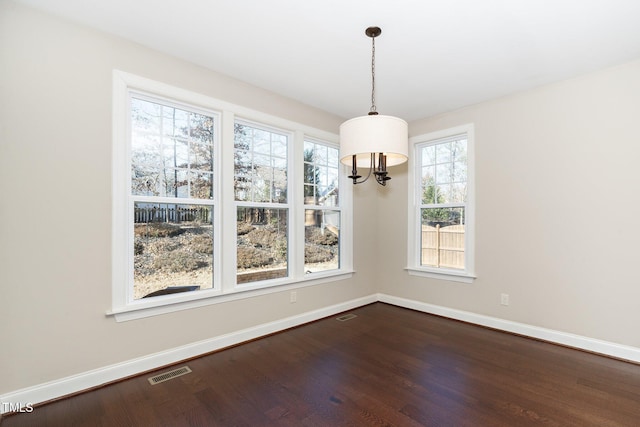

left=111, top=70, right=353, bottom=322
left=406, top=124, right=476, bottom=283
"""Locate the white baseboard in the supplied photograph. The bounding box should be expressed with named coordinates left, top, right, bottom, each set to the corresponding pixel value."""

left=3, top=293, right=639, bottom=414
left=377, top=293, right=640, bottom=364
left=0, top=294, right=377, bottom=413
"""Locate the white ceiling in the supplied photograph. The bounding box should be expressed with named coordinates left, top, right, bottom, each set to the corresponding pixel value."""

left=14, top=0, right=640, bottom=122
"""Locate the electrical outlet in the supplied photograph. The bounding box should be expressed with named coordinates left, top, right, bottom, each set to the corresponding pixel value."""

left=500, top=293, right=509, bottom=306
left=290, top=291, right=297, bottom=303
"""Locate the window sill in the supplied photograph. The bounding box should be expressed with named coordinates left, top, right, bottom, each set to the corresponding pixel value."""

left=107, top=270, right=354, bottom=322
left=405, top=267, right=476, bottom=283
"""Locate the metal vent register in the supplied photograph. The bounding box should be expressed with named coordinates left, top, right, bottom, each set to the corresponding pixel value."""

left=336, top=313, right=358, bottom=322
left=148, top=366, right=192, bottom=385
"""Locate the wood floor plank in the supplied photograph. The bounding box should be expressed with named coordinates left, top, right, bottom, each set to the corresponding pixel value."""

left=4, top=303, right=640, bottom=426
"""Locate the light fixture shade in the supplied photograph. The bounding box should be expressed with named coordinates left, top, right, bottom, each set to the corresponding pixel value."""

left=339, top=114, right=409, bottom=168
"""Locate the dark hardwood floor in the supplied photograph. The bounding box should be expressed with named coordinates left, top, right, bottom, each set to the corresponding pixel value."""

left=4, top=302, right=640, bottom=426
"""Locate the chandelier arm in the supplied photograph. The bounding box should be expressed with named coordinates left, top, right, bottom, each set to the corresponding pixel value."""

left=349, top=153, right=375, bottom=184
left=373, top=153, right=391, bottom=186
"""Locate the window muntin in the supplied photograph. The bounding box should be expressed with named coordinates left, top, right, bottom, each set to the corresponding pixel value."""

left=304, top=140, right=341, bottom=273
left=130, top=95, right=217, bottom=300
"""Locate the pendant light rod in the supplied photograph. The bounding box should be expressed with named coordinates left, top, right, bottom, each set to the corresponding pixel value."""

left=366, top=26, right=381, bottom=115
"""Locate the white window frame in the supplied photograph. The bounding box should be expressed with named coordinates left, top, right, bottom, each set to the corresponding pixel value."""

left=232, top=118, right=293, bottom=289
left=110, top=71, right=353, bottom=321
left=302, top=137, right=344, bottom=275
left=127, top=91, right=222, bottom=297
left=406, top=124, right=476, bottom=283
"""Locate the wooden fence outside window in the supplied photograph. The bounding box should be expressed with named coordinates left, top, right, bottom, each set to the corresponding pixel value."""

left=421, top=224, right=465, bottom=269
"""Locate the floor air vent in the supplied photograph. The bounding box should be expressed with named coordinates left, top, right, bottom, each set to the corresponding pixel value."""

left=336, top=313, right=357, bottom=322
left=148, top=366, right=192, bottom=385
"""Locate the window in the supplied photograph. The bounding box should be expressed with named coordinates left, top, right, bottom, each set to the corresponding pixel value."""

left=303, top=139, right=341, bottom=273
left=111, top=71, right=352, bottom=321
left=234, top=121, right=290, bottom=284
left=407, top=124, right=475, bottom=282
left=129, top=95, right=218, bottom=300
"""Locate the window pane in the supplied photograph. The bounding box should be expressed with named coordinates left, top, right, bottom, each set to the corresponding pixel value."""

left=421, top=179, right=438, bottom=204
left=191, top=171, right=213, bottom=199
left=304, top=184, right=316, bottom=201
left=422, top=145, right=436, bottom=166
left=325, top=167, right=339, bottom=206
left=436, top=142, right=452, bottom=163
left=453, top=161, right=466, bottom=182
left=189, top=112, right=214, bottom=143
left=133, top=202, right=213, bottom=300
left=254, top=137, right=271, bottom=155
left=451, top=182, right=467, bottom=203
left=174, top=170, right=189, bottom=198
left=328, top=146, right=339, bottom=165
left=436, top=163, right=452, bottom=184
left=162, top=108, right=189, bottom=137
left=272, top=135, right=287, bottom=158
left=131, top=98, right=161, bottom=131
left=237, top=207, right=288, bottom=284
left=422, top=165, right=435, bottom=182
left=315, top=144, right=328, bottom=164
left=305, top=209, right=340, bottom=273
left=452, top=139, right=467, bottom=161
left=234, top=123, right=251, bottom=150
left=304, top=161, right=316, bottom=185
left=161, top=137, right=188, bottom=169
left=420, top=207, right=465, bottom=270
left=254, top=153, right=270, bottom=169
left=317, top=186, right=338, bottom=207
left=191, top=142, right=214, bottom=172
left=437, top=184, right=451, bottom=203
left=304, top=140, right=314, bottom=155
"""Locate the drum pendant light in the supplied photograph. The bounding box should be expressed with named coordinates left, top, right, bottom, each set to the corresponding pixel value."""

left=339, top=27, right=408, bottom=186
